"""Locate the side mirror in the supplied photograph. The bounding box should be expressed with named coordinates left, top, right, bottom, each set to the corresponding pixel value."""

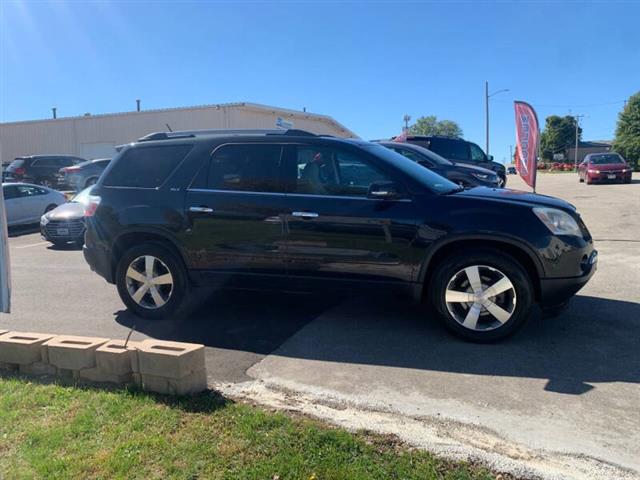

left=368, top=181, right=403, bottom=200
left=488, top=155, right=494, bottom=161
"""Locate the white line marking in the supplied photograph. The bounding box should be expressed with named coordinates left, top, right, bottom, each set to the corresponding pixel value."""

left=14, top=242, right=49, bottom=249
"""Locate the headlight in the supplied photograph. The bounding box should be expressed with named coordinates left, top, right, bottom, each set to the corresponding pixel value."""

left=587, top=169, right=600, bottom=174
left=471, top=172, right=490, bottom=180
left=40, top=215, right=49, bottom=226
left=533, top=207, right=582, bottom=237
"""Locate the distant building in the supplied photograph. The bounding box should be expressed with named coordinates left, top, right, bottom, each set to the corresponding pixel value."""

left=0, top=102, right=357, bottom=165
left=565, top=140, right=612, bottom=163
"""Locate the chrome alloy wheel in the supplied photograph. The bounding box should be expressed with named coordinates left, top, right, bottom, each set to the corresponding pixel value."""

left=125, top=255, right=174, bottom=309
left=445, top=265, right=516, bottom=331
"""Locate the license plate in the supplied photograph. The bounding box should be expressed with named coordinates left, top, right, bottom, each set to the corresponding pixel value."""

left=57, top=228, right=69, bottom=235
left=608, top=174, right=616, bottom=179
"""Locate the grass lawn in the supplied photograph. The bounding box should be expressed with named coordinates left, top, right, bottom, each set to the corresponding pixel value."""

left=0, top=376, right=503, bottom=480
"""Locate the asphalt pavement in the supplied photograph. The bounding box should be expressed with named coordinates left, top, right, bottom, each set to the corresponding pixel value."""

left=1, top=172, right=638, bottom=479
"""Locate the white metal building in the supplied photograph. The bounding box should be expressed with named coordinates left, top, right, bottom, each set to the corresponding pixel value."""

left=0, top=102, right=357, bottom=164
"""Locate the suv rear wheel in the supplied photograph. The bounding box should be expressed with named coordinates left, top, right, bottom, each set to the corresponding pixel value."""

left=430, top=249, right=533, bottom=342
left=116, top=243, right=189, bottom=320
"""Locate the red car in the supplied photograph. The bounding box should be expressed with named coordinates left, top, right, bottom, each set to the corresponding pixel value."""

left=578, top=152, right=633, bottom=184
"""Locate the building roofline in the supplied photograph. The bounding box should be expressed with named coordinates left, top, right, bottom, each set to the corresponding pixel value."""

left=0, top=101, right=359, bottom=138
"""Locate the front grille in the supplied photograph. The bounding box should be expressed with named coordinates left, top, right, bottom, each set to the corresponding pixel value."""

left=44, top=219, right=85, bottom=237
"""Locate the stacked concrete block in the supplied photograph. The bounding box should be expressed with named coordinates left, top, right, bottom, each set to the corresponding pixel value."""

left=0, top=331, right=207, bottom=396
left=136, top=339, right=207, bottom=395
left=0, top=331, right=55, bottom=374
left=80, top=340, right=140, bottom=384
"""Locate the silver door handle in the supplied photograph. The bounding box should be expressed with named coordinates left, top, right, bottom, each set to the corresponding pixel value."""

left=189, top=206, right=214, bottom=214
left=292, top=211, right=319, bottom=219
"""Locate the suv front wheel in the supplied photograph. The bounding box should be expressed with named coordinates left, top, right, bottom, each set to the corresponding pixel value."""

left=116, top=243, right=189, bottom=320
left=430, top=249, right=533, bottom=342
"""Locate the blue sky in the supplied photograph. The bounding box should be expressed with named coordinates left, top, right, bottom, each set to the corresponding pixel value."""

left=1, top=1, right=639, bottom=164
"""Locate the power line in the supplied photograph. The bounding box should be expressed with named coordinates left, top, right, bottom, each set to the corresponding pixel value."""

left=492, top=99, right=625, bottom=108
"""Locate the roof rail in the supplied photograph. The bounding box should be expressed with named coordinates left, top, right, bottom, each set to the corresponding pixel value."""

left=137, top=128, right=317, bottom=142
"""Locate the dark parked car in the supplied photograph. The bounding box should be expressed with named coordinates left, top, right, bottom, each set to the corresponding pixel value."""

left=507, top=166, right=517, bottom=175
left=58, top=158, right=111, bottom=192
left=378, top=142, right=500, bottom=188
left=3, top=155, right=86, bottom=188
left=578, top=152, right=632, bottom=184
left=41, top=187, right=93, bottom=246
left=401, top=136, right=507, bottom=187
left=83, top=129, right=596, bottom=342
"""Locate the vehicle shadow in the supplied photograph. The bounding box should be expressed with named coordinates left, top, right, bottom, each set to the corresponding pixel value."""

left=117, top=292, right=640, bottom=395
left=46, top=242, right=83, bottom=251
left=7, top=224, right=40, bottom=237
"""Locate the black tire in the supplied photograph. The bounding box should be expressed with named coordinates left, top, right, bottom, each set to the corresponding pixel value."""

left=116, top=243, right=190, bottom=320
left=579, top=176, right=584, bottom=183
left=429, top=248, right=534, bottom=342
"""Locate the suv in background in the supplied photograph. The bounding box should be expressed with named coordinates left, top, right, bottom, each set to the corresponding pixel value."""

left=83, top=129, right=596, bottom=342
left=378, top=141, right=501, bottom=188
left=403, top=136, right=507, bottom=187
left=58, top=158, right=112, bottom=191
left=3, top=155, right=86, bottom=188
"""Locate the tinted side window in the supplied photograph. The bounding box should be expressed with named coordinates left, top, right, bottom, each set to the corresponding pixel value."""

left=429, top=139, right=469, bottom=161
left=104, top=145, right=192, bottom=188
left=16, top=185, right=40, bottom=197
left=32, top=158, right=57, bottom=167
left=391, top=147, right=432, bottom=167
left=2, top=186, right=18, bottom=200
left=207, top=144, right=283, bottom=192
left=292, top=146, right=392, bottom=197
left=470, top=143, right=487, bottom=162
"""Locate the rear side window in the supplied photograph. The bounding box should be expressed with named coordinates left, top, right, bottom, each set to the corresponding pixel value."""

left=428, top=139, right=469, bottom=161
left=2, top=185, right=18, bottom=200
left=9, top=159, right=25, bottom=169
left=104, top=145, right=192, bottom=188
left=206, top=144, right=283, bottom=192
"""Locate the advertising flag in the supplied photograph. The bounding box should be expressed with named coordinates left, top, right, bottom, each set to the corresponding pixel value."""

left=514, top=101, right=539, bottom=190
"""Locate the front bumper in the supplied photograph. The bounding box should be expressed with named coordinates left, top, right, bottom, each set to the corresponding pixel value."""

left=540, top=250, right=597, bottom=308
left=587, top=171, right=632, bottom=182
left=83, top=243, right=114, bottom=283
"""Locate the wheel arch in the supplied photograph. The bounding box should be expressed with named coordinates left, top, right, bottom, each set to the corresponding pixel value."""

left=110, top=229, right=189, bottom=282
left=417, top=236, right=544, bottom=302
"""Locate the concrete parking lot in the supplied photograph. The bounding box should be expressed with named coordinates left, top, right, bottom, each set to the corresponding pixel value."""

left=1, top=173, right=639, bottom=479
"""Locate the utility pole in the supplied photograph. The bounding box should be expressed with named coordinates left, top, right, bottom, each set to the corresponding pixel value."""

left=52, top=107, right=57, bottom=119
left=403, top=114, right=411, bottom=132
left=485, top=82, right=510, bottom=157
left=574, top=114, right=584, bottom=170
left=509, top=144, right=513, bottom=164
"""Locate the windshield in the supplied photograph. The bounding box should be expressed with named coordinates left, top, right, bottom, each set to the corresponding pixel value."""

left=72, top=186, right=93, bottom=204
left=589, top=154, right=624, bottom=165
left=363, top=144, right=460, bottom=194
left=405, top=144, right=452, bottom=166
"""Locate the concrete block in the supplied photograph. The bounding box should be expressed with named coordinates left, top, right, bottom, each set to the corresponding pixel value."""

left=137, top=340, right=205, bottom=379
left=45, top=335, right=109, bottom=370
left=78, top=367, right=133, bottom=385
left=96, top=340, right=139, bottom=375
left=0, top=332, right=55, bottom=364
left=19, top=361, right=57, bottom=376
left=141, top=368, right=207, bottom=395
left=0, top=361, right=18, bottom=371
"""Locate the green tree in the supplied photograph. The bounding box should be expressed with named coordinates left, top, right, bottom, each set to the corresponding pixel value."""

left=409, top=115, right=463, bottom=138
left=613, top=92, right=640, bottom=170
left=540, top=115, right=582, bottom=161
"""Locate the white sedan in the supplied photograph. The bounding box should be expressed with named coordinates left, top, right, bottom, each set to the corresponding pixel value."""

left=2, top=183, right=67, bottom=227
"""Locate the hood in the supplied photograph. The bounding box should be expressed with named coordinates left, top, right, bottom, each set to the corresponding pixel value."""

left=588, top=163, right=629, bottom=172
left=45, top=202, right=84, bottom=220
left=452, top=160, right=506, bottom=173
left=453, top=187, right=576, bottom=211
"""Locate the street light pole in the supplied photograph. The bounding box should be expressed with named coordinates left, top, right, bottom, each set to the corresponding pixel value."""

left=574, top=114, right=584, bottom=169
left=485, top=82, right=510, bottom=158
left=403, top=114, right=411, bottom=132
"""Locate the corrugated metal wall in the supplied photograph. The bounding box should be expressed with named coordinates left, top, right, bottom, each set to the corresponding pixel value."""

left=0, top=103, right=356, bottom=163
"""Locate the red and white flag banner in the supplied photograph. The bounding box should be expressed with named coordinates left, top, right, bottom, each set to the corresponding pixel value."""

left=514, top=101, right=539, bottom=190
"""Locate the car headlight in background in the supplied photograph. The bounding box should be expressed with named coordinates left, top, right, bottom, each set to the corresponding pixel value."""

left=587, top=169, right=600, bottom=174
left=533, top=207, right=582, bottom=237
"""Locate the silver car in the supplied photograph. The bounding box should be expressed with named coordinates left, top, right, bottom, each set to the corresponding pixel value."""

left=2, top=183, right=67, bottom=227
